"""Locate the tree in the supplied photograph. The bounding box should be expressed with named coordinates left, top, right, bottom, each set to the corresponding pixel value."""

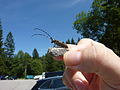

left=66, top=39, right=70, bottom=44
left=27, top=59, right=43, bottom=75
left=99, top=0, right=120, bottom=55
left=10, top=50, right=25, bottom=77
left=0, top=57, right=8, bottom=75
left=73, top=0, right=120, bottom=56
left=32, top=48, right=39, bottom=59
left=77, top=37, right=81, bottom=43
left=15, top=50, right=25, bottom=59
left=41, top=54, right=64, bottom=72
left=4, top=32, right=15, bottom=58
left=12, top=50, right=43, bottom=77
left=0, top=20, right=9, bottom=75
left=71, top=38, right=75, bottom=44
left=66, top=38, right=76, bottom=44
left=0, top=20, right=4, bottom=57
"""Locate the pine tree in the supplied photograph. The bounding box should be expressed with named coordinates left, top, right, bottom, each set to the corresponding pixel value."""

left=71, top=38, right=75, bottom=44
left=66, top=39, right=70, bottom=44
left=0, top=20, right=8, bottom=75
left=0, top=20, right=4, bottom=57
left=77, top=37, right=81, bottom=43
left=32, top=48, right=39, bottom=59
left=4, top=32, right=15, bottom=58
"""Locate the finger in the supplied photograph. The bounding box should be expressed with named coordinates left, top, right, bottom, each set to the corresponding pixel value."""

left=53, top=56, right=63, bottom=61
left=63, top=72, right=76, bottom=90
left=63, top=67, right=89, bottom=90
left=78, top=38, right=93, bottom=44
left=67, top=44, right=77, bottom=50
left=54, top=38, right=94, bottom=61
left=63, top=68, right=77, bottom=90
left=64, top=39, right=120, bottom=89
left=77, top=38, right=93, bottom=48
left=53, top=45, right=77, bottom=61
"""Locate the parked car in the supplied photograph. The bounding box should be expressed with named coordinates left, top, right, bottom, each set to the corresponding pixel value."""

left=32, top=76, right=70, bottom=90
left=45, top=71, right=63, bottom=78
left=26, top=75, right=34, bottom=79
left=0, top=75, right=6, bottom=80
left=34, top=75, right=45, bottom=80
left=0, top=75, right=17, bottom=80
left=8, top=76, right=17, bottom=80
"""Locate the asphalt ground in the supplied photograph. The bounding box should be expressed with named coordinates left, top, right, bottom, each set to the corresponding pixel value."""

left=0, top=80, right=37, bottom=90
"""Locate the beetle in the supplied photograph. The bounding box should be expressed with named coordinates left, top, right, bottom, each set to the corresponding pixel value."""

left=32, top=28, right=68, bottom=48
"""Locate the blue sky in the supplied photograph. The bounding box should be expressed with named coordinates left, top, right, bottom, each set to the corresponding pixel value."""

left=0, top=0, right=93, bottom=56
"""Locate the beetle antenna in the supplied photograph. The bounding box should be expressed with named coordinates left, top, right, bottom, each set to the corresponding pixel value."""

left=34, top=28, right=53, bottom=41
left=32, top=34, right=51, bottom=40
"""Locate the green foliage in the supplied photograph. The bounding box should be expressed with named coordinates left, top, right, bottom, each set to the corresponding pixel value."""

left=4, top=32, right=15, bottom=58
left=0, top=20, right=4, bottom=57
left=15, top=50, right=25, bottom=59
left=3, top=49, right=65, bottom=78
left=10, top=51, right=43, bottom=78
left=0, top=57, right=8, bottom=75
left=41, top=54, right=64, bottom=72
left=71, top=38, right=75, bottom=44
left=73, top=0, right=120, bottom=56
left=77, top=37, right=81, bottom=43
left=66, top=38, right=77, bottom=44
left=32, top=48, right=39, bottom=59
left=66, top=39, right=71, bottom=44
left=28, top=59, right=43, bottom=75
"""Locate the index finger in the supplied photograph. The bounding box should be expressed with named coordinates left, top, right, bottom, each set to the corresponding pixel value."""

left=53, top=44, right=77, bottom=61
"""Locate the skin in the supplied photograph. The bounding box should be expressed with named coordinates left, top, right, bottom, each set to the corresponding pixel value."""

left=54, top=38, right=120, bottom=90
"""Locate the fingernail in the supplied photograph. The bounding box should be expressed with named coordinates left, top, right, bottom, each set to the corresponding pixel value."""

left=74, top=79, right=87, bottom=90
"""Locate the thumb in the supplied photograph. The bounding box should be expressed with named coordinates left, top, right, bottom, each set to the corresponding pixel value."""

left=63, top=39, right=120, bottom=87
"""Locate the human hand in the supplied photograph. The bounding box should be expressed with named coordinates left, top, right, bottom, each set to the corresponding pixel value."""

left=54, top=39, right=120, bottom=90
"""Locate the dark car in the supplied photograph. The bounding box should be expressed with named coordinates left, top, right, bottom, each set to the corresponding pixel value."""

left=45, top=71, right=63, bottom=78
left=32, top=76, right=70, bottom=90
left=8, top=76, right=17, bottom=80
left=0, top=75, right=6, bottom=80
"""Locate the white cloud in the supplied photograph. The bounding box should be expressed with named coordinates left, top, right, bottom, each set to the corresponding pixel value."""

left=54, top=0, right=87, bottom=8
left=67, top=0, right=82, bottom=7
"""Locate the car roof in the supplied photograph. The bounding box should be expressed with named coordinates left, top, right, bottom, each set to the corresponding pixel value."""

left=37, top=76, right=63, bottom=82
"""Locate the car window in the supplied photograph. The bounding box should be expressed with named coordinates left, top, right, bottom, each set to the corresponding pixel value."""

left=39, top=80, right=51, bottom=89
left=51, top=78, right=65, bottom=88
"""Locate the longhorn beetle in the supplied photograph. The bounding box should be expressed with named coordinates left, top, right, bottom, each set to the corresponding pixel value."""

left=32, top=28, right=68, bottom=48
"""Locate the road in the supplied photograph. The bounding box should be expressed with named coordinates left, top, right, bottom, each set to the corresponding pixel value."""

left=0, top=80, right=37, bottom=90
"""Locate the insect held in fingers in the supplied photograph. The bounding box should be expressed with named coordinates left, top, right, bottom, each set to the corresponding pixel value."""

left=32, top=28, right=68, bottom=48
left=32, top=28, right=68, bottom=56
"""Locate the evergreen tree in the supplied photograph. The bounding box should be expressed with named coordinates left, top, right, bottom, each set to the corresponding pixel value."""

left=66, top=39, right=70, bottom=44
left=77, top=37, right=81, bottom=43
left=0, top=20, right=4, bottom=57
left=41, top=54, right=64, bottom=72
left=27, top=59, right=43, bottom=75
left=0, top=57, right=8, bottom=75
left=15, top=50, right=25, bottom=59
left=32, top=48, right=39, bottom=59
left=71, top=38, right=75, bottom=44
left=12, top=50, right=43, bottom=77
left=4, top=32, right=15, bottom=58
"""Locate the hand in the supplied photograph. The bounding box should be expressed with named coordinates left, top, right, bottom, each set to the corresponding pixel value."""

left=54, top=39, right=120, bottom=90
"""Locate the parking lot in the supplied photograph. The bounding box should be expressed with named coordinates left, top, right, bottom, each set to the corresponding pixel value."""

left=0, top=80, right=37, bottom=90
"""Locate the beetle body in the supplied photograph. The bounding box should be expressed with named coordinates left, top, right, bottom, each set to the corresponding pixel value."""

left=51, top=40, right=68, bottom=48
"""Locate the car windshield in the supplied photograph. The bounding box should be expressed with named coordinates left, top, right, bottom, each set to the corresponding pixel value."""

left=39, top=80, right=51, bottom=89
left=51, top=78, right=65, bottom=88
